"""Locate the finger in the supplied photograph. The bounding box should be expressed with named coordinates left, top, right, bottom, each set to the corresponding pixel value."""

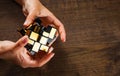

left=22, top=52, right=54, bottom=68
left=48, top=47, right=54, bottom=54
left=15, top=35, right=28, bottom=48
left=37, top=53, right=55, bottom=67
left=23, top=12, right=37, bottom=27
left=53, top=18, right=66, bottom=42
left=25, top=53, right=54, bottom=68
left=22, top=7, right=29, bottom=17
left=40, top=16, right=66, bottom=42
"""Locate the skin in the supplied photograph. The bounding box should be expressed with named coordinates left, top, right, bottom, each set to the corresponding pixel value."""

left=16, top=0, right=66, bottom=42
left=0, top=36, right=55, bottom=68
left=0, top=0, right=66, bottom=68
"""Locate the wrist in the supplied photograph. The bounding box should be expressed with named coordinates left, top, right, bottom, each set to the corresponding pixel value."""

left=0, top=41, right=15, bottom=54
left=0, top=41, right=16, bottom=62
left=0, top=41, right=5, bottom=54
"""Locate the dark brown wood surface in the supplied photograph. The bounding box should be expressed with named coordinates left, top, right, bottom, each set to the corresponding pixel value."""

left=0, top=0, right=120, bottom=76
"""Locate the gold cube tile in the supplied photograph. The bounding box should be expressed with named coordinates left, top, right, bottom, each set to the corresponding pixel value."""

left=28, top=39, right=34, bottom=45
left=40, top=45, right=49, bottom=52
left=30, top=32, right=39, bottom=41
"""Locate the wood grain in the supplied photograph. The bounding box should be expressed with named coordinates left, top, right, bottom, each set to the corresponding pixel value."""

left=0, top=0, right=120, bottom=76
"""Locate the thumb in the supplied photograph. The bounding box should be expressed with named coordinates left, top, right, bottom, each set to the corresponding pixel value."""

left=23, top=12, right=37, bottom=27
left=15, top=36, right=28, bottom=48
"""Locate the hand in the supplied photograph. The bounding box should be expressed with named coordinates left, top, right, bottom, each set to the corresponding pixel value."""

left=0, top=36, right=54, bottom=68
left=15, top=0, right=66, bottom=42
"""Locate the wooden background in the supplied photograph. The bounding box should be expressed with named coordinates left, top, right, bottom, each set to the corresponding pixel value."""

left=0, top=0, right=120, bottom=76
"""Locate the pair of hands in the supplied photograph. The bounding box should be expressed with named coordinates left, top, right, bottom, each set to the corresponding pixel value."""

left=0, top=0, right=66, bottom=68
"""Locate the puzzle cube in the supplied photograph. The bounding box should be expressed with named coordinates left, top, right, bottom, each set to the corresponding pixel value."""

left=18, top=18, right=57, bottom=55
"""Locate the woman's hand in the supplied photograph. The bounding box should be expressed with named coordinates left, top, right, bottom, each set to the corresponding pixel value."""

left=15, top=0, right=66, bottom=42
left=0, top=36, right=54, bottom=68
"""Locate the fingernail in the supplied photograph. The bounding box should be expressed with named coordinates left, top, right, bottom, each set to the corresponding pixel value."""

left=22, top=37, right=28, bottom=44
left=62, top=37, right=66, bottom=42
left=48, top=47, right=54, bottom=54
left=50, top=53, right=55, bottom=57
left=23, top=20, right=30, bottom=27
left=23, top=21, right=28, bottom=26
left=63, top=39, right=66, bottom=42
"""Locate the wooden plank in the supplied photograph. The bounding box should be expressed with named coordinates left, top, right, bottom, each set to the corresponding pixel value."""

left=0, top=0, right=120, bottom=76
